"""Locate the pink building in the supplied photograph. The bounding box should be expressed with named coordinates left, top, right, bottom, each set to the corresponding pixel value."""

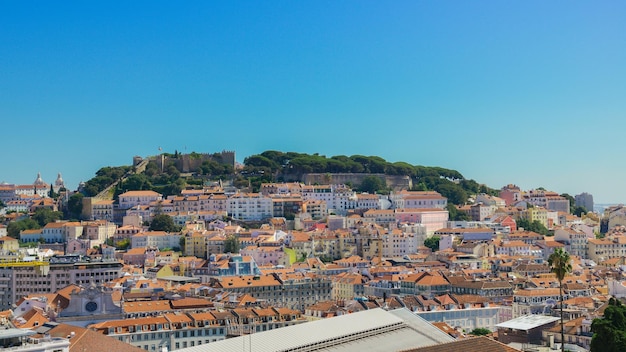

left=239, top=246, right=285, bottom=266
left=499, top=184, right=522, bottom=206
left=394, top=208, right=449, bottom=235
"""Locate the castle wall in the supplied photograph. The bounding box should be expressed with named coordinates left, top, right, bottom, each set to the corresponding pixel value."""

left=152, top=150, right=235, bottom=173
left=301, top=173, right=412, bottom=191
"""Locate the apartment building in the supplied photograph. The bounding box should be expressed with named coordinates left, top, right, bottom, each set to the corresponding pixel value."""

left=381, top=229, right=418, bottom=257
left=115, top=225, right=143, bottom=241
left=554, top=228, right=588, bottom=259
left=210, top=272, right=332, bottom=311
left=259, top=182, right=303, bottom=196
left=332, top=272, right=366, bottom=300
left=506, top=230, right=543, bottom=244
left=395, top=208, right=449, bottom=235
left=170, top=194, right=228, bottom=213
left=227, top=193, right=273, bottom=221
left=495, top=240, right=539, bottom=257
left=350, top=193, right=381, bottom=211
left=302, top=200, right=327, bottom=220
left=300, top=184, right=354, bottom=215
left=0, top=236, right=19, bottom=252
left=89, top=199, right=115, bottom=221
left=470, top=203, right=497, bottom=221
left=524, top=189, right=570, bottom=213
left=183, top=230, right=223, bottom=259
left=90, top=307, right=304, bottom=351
left=270, top=195, right=303, bottom=218
left=0, top=256, right=122, bottom=310
left=521, top=206, right=549, bottom=228
left=575, top=192, right=594, bottom=212
left=83, top=220, right=116, bottom=243
left=512, top=288, right=562, bottom=317
left=588, top=236, right=626, bottom=262
left=239, top=245, right=286, bottom=266
left=499, top=184, right=522, bottom=206
left=19, top=221, right=87, bottom=244
left=363, top=209, right=395, bottom=226
left=389, top=190, right=447, bottom=209
left=400, top=272, right=451, bottom=297
left=119, top=190, right=163, bottom=210
left=131, top=231, right=182, bottom=250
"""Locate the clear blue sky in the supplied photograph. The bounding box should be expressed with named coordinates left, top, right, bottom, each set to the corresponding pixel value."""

left=1, top=1, right=625, bottom=204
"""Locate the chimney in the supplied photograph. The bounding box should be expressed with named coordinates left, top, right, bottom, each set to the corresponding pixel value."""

left=549, top=334, right=554, bottom=348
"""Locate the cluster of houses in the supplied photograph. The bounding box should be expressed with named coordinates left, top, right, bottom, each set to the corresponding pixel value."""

left=3, top=179, right=626, bottom=352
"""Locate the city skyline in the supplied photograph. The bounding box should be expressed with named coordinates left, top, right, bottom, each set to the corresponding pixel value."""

left=2, top=2, right=625, bottom=203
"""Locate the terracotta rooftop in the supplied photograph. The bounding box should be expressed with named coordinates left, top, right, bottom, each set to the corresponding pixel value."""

left=44, top=322, right=145, bottom=352
left=401, top=336, right=521, bottom=352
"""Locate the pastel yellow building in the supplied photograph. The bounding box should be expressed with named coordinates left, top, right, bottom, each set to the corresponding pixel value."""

left=523, top=207, right=548, bottom=228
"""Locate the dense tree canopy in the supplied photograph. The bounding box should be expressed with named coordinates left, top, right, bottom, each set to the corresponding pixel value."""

left=243, top=151, right=467, bottom=181
left=149, top=214, right=181, bottom=233
left=224, top=234, right=240, bottom=254
left=447, top=204, right=470, bottom=221
left=197, top=159, right=233, bottom=178
left=591, top=298, right=626, bottom=352
left=242, top=151, right=488, bottom=203
left=66, top=193, right=84, bottom=220
left=470, top=328, right=491, bottom=336
left=82, top=166, right=132, bottom=196
left=572, top=206, right=588, bottom=217
left=517, top=218, right=551, bottom=236
left=424, top=236, right=440, bottom=251
left=7, top=218, right=40, bottom=238
left=79, top=150, right=496, bottom=205
left=32, top=208, right=63, bottom=227
left=358, top=175, right=388, bottom=194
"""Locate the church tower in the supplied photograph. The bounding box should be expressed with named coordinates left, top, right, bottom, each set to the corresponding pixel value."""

left=54, top=173, right=65, bottom=192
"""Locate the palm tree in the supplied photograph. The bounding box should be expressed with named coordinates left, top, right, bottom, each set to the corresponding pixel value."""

left=548, top=247, right=572, bottom=352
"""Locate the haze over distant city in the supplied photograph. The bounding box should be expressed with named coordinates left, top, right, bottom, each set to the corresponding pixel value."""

left=1, top=2, right=625, bottom=204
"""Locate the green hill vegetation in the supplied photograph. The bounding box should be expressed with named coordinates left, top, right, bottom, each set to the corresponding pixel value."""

left=240, top=151, right=497, bottom=206
left=79, top=151, right=497, bottom=209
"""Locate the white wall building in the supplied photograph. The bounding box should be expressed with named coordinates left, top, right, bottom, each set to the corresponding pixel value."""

left=119, top=190, right=163, bottom=210
left=389, top=191, right=447, bottom=210
left=131, top=231, right=182, bottom=250
left=227, top=193, right=273, bottom=221
left=382, top=229, right=418, bottom=257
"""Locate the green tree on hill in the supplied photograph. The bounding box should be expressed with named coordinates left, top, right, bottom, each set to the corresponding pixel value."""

left=358, top=175, right=387, bottom=194
left=224, top=234, right=240, bottom=254
left=7, top=218, right=40, bottom=238
left=591, top=298, right=626, bottom=352
left=447, top=204, right=470, bottom=221
left=149, top=214, right=181, bottom=232
left=66, top=193, right=84, bottom=220
left=516, top=218, right=550, bottom=236
left=32, top=208, right=63, bottom=227
left=470, top=328, right=491, bottom=336
left=82, top=166, right=132, bottom=196
left=424, top=236, right=440, bottom=251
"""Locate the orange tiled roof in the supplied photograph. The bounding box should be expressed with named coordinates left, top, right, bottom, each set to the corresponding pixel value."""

left=403, top=336, right=521, bottom=352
